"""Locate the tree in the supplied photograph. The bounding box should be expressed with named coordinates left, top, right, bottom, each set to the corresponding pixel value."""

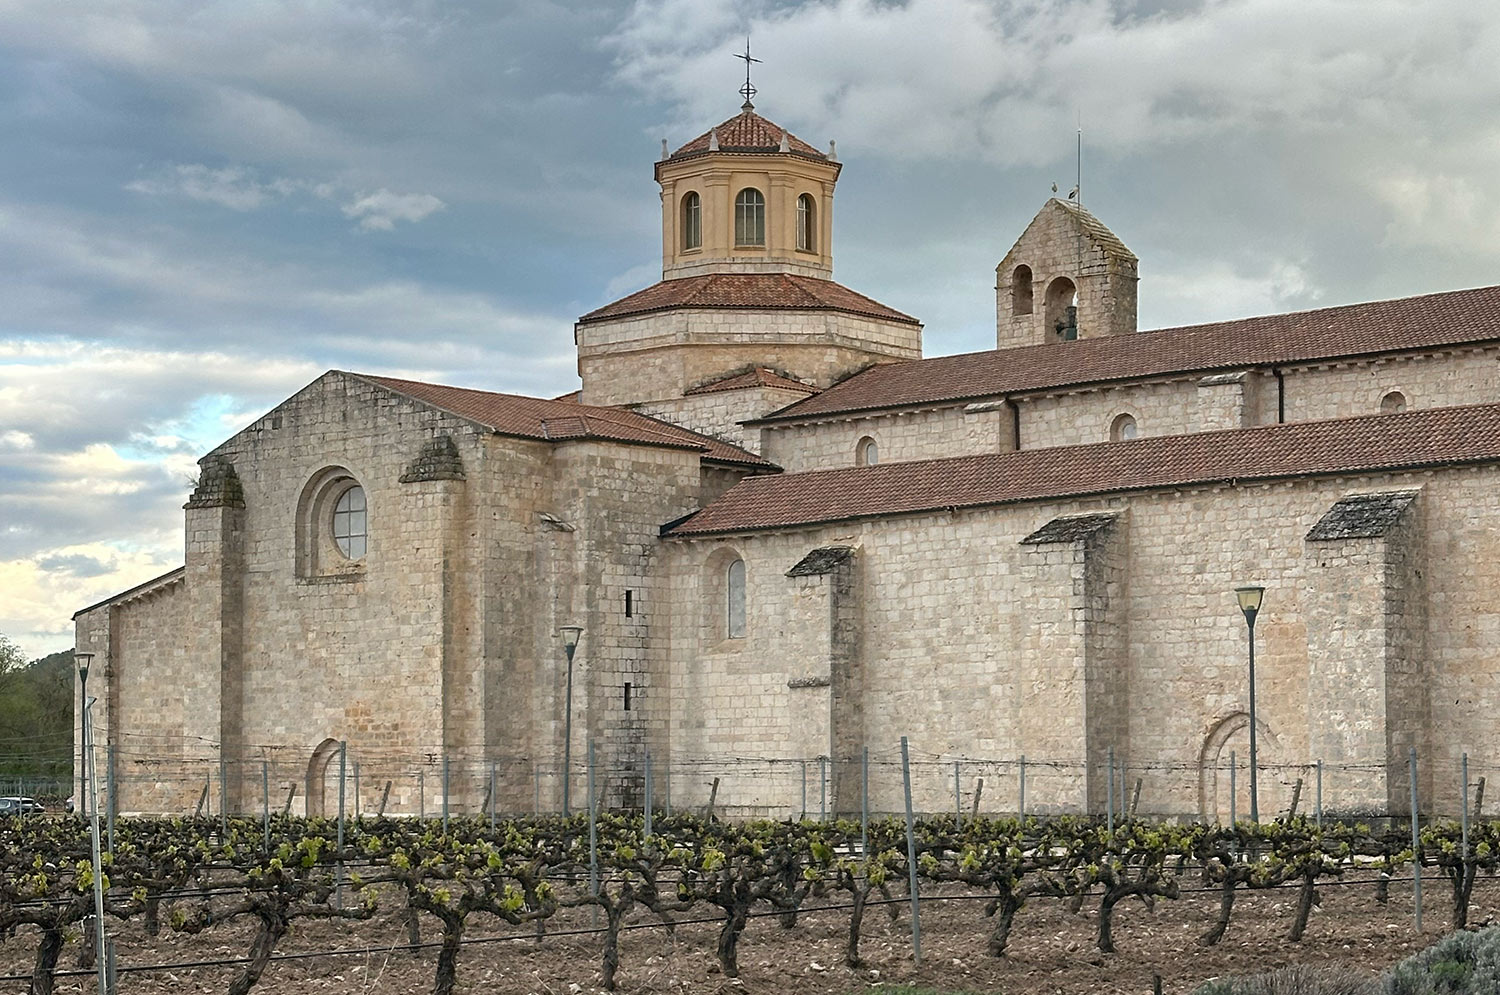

left=0, top=635, right=74, bottom=792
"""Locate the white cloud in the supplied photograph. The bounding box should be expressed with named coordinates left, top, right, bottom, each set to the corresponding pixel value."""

left=341, top=189, right=446, bottom=231
left=1, top=543, right=181, bottom=659
left=126, top=164, right=294, bottom=211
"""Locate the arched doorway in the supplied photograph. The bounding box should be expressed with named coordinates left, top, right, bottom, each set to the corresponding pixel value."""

left=305, top=738, right=342, bottom=818
left=1198, top=712, right=1283, bottom=823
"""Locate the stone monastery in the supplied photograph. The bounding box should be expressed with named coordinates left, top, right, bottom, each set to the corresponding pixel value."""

left=75, top=98, right=1500, bottom=824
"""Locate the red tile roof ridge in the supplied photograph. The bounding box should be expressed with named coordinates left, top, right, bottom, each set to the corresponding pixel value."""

left=665, top=400, right=1500, bottom=536
left=348, top=372, right=774, bottom=468
left=685, top=367, right=820, bottom=396
left=578, top=272, right=919, bottom=325
left=755, top=283, right=1500, bottom=423
left=668, top=108, right=827, bottom=160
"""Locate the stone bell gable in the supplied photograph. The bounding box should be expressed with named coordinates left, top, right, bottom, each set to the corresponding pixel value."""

left=995, top=198, right=1139, bottom=349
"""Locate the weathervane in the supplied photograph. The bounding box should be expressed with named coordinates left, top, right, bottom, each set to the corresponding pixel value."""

left=736, top=36, right=760, bottom=109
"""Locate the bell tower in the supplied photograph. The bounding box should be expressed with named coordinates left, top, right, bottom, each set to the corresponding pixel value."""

left=995, top=199, right=1138, bottom=350
left=574, top=91, right=921, bottom=419
left=654, top=100, right=840, bottom=280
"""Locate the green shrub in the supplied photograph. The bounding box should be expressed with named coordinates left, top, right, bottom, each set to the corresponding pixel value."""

left=1191, top=964, right=1376, bottom=994
left=1382, top=928, right=1500, bottom=994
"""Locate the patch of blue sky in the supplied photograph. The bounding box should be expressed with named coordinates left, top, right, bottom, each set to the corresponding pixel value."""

left=116, top=393, right=246, bottom=461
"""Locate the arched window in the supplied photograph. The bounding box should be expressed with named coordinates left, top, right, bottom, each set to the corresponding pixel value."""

left=681, top=191, right=701, bottom=251
left=1110, top=413, right=1138, bottom=442
left=1045, top=277, right=1078, bottom=340
left=734, top=188, right=765, bottom=247
left=856, top=436, right=879, bottom=466
left=796, top=193, right=816, bottom=251
left=1381, top=390, right=1408, bottom=414
left=295, top=466, right=369, bottom=577
left=726, top=558, right=747, bottom=638
left=332, top=485, right=367, bottom=558
left=1011, top=265, right=1033, bottom=316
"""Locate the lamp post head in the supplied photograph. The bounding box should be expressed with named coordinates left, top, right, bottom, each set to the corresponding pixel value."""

left=1234, top=586, right=1265, bottom=624
left=74, top=652, right=94, bottom=681
left=558, top=625, right=583, bottom=653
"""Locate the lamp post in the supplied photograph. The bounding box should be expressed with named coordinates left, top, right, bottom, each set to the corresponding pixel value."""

left=75, top=652, right=107, bottom=995
left=76, top=652, right=93, bottom=820
left=1234, top=586, right=1265, bottom=824
left=559, top=625, right=584, bottom=817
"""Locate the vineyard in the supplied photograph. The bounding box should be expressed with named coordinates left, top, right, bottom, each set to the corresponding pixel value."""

left=0, top=812, right=1493, bottom=994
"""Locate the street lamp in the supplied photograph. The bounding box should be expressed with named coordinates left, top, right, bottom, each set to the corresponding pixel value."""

left=1234, top=586, right=1265, bottom=824
left=558, top=625, right=584, bottom=817
left=75, top=653, right=93, bottom=820
left=74, top=652, right=106, bottom=995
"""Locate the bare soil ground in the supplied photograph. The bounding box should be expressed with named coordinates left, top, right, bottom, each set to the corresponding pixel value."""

left=2, top=875, right=1486, bottom=995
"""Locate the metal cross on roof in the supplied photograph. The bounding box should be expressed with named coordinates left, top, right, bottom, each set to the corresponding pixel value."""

left=736, top=36, right=760, bottom=109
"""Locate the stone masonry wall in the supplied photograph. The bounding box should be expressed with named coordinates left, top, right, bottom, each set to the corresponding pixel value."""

left=73, top=577, right=194, bottom=815
left=662, top=464, right=1500, bottom=820
left=761, top=405, right=1010, bottom=473
left=188, top=373, right=486, bottom=817
left=636, top=384, right=812, bottom=453
left=577, top=308, right=921, bottom=408
left=548, top=441, right=703, bottom=812
left=1281, top=347, right=1500, bottom=422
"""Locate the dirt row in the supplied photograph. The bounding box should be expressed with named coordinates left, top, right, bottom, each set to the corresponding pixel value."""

left=1, top=873, right=1482, bottom=994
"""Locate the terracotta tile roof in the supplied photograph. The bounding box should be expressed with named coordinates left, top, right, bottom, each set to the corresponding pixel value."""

left=665, top=402, right=1500, bottom=536
left=685, top=367, right=819, bottom=396
left=351, top=373, right=774, bottom=468
left=669, top=107, right=827, bottom=160
left=72, top=567, right=185, bottom=619
left=756, top=284, right=1500, bottom=423
left=578, top=273, right=919, bottom=325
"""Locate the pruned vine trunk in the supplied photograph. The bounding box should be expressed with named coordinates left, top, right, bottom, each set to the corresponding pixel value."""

left=433, top=913, right=465, bottom=995
left=715, top=907, right=749, bottom=978
left=1450, top=861, right=1477, bottom=928
left=227, top=911, right=288, bottom=995
left=844, top=886, right=867, bottom=967
left=30, top=926, right=64, bottom=995
left=601, top=901, right=628, bottom=991
left=1287, top=871, right=1319, bottom=941
left=986, top=891, right=1024, bottom=957
left=1199, top=875, right=1236, bottom=946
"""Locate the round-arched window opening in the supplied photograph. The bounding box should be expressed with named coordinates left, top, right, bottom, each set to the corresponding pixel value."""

left=726, top=558, right=747, bottom=639
left=332, top=485, right=367, bottom=559
left=796, top=193, right=816, bottom=252
left=1046, top=277, right=1078, bottom=340
left=681, top=191, right=702, bottom=251
left=1110, top=413, right=1138, bottom=442
left=1011, top=265, right=1034, bottom=316
left=1381, top=390, right=1408, bottom=414
left=734, top=188, right=765, bottom=247
left=856, top=436, right=879, bottom=466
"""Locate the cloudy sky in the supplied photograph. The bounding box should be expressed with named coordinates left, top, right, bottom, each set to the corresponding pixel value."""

left=3, top=0, right=1499, bottom=658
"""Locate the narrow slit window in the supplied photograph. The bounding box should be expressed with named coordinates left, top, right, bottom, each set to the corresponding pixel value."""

left=623, top=682, right=632, bottom=711
left=681, top=192, right=701, bottom=250
left=726, top=558, right=747, bottom=638
left=624, top=590, right=634, bottom=617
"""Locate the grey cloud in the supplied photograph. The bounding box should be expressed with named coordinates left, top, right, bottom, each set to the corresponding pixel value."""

left=35, top=553, right=116, bottom=578
left=126, top=164, right=297, bottom=211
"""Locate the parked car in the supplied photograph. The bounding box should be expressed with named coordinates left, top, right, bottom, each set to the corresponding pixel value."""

left=0, top=796, right=45, bottom=816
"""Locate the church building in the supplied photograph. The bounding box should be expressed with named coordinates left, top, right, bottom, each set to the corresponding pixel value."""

left=74, top=97, right=1500, bottom=822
